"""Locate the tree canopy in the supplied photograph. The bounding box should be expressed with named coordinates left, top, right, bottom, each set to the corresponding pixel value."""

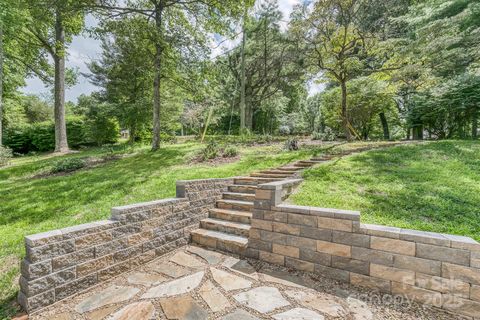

left=1, top=0, right=479, bottom=153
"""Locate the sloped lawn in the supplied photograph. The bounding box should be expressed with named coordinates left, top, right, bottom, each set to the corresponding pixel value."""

left=0, top=141, right=321, bottom=318
left=291, top=140, right=480, bottom=242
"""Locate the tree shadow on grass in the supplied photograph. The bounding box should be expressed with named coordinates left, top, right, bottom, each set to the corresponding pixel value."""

left=0, top=147, right=189, bottom=227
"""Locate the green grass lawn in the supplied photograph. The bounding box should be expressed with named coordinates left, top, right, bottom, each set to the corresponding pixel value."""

left=0, top=141, right=323, bottom=318
left=291, top=140, right=480, bottom=242
left=2, top=139, right=478, bottom=318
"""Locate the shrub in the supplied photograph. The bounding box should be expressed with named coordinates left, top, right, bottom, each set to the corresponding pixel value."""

left=201, top=140, right=220, bottom=160
left=223, top=146, right=239, bottom=158
left=134, top=127, right=152, bottom=143
left=4, top=117, right=98, bottom=153
left=0, top=146, right=13, bottom=167
left=86, top=117, right=119, bottom=146
left=3, top=125, right=32, bottom=153
left=30, top=121, right=55, bottom=151
left=51, top=157, right=86, bottom=174
left=67, top=117, right=89, bottom=148
left=160, top=133, right=177, bottom=144
left=279, top=125, right=290, bottom=135
left=312, top=127, right=336, bottom=141
left=285, top=138, right=299, bottom=151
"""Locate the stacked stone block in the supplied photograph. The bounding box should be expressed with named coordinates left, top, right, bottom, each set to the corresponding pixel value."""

left=19, top=178, right=232, bottom=313
left=247, top=179, right=480, bottom=319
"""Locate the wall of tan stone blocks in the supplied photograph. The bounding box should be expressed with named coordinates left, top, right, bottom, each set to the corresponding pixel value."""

left=18, top=178, right=233, bottom=313
left=247, top=180, right=480, bottom=319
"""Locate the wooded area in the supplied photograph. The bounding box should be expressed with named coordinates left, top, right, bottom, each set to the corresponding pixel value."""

left=0, top=0, right=479, bottom=155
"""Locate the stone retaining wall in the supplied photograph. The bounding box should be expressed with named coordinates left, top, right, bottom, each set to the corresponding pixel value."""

left=18, top=178, right=233, bottom=313
left=247, top=179, right=480, bottom=319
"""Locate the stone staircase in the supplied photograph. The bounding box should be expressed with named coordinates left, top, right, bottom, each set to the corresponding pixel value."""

left=191, top=156, right=330, bottom=255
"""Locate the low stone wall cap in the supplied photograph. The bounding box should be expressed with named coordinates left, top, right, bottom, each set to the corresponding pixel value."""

left=25, top=230, right=63, bottom=247
left=111, top=198, right=181, bottom=215
left=258, top=179, right=303, bottom=189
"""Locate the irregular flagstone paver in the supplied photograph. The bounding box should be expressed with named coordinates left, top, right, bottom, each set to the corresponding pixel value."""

left=170, top=251, right=205, bottom=269
left=222, top=257, right=258, bottom=279
left=210, top=267, right=252, bottom=291
left=111, top=301, right=155, bottom=320
left=127, top=272, right=167, bottom=286
left=347, top=297, right=374, bottom=320
left=272, top=308, right=325, bottom=320
left=50, top=313, right=71, bottom=320
left=284, top=290, right=347, bottom=318
left=187, top=245, right=224, bottom=264
left=27, top=244, right=468, bottom=320
left=75, top=286, right=140, bottom=314
left=142, top=271, right=204, bottom=299
left=222, top=309, right=260, bottom=320
left=147, top=261, right=191, bottom=278
left=86, top=306, right=118, bottom=320
left=160, top=295, right=208, bottom=320
left=198, top=280, right=231, bottom=312
left=260, top=270, right=309, bottom=288
left=233, top=286, right=290, bottom=313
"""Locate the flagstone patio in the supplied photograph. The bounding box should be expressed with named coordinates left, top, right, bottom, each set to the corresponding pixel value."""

left=29, top=245, right=465, bottom=320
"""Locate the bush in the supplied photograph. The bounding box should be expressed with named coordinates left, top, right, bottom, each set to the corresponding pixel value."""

left=51, top=157, right=86, bottom=174
left=87, top=117, right=119, bottom=146
left=279, top=125, right=290, bottom=135
left=201, top=140, right=220, bottom=160
left=30, top=117, right=91, bottom=151
left=134, top=127, right=152, bottom=143
left=3, top=117, right=104, bottom=153
left=30, top=121, right=55, bottom=151
left=223, top=146, right=239, bottom=158
left=312, top=127, right=336, bottom=141
left=0, top=146, right=13, bottom=167
left=68, top=117, right=89, bottom=148
left=285, top=138, right=299, bottom=151
left=3, top=125, right=32, bottom=153
left=160, top=133, right=177, bottom=144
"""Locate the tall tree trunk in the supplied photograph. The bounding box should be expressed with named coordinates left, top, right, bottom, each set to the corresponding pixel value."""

left=239, top=9, right=247, bottom=132
left=54, top=9, right=68, bottom=153
left=245, top=94, right=253, bottom=131
left=340, top=80, right=351, bottom=140
left=129, top=125, right=136, bottom=144
left=379, top=112, right=390, bottom=140
left=472, top=108, right=478, bottom=139
left=152, top=4, right=163, bottom=151
left=412, top=125, right=423, bottom=140
left=362, top=128, right=368, bottom=140
left=201, top=103, right=214, bottom=143
left=0, top=24, right=3, bottom=147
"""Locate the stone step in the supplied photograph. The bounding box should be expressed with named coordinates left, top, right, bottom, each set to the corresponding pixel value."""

left=311, top=156, right=333, bottom=161
left=191, top=228, right=248, bottom=255
left=228, top=184, right=257, bottom=194
left=216, top=199, right=254, bottom=212
left=209, top=208, right=252, bottom=224
left=250, top=172, right=293, bottom=179
left=299, top=160, right=324, bottom=164
left=223, top=192, right=255, bottom=202
left=293, top=162, right=314, bottom=168
left=259, top=169, right=297, bottom=175
left=234, top=177, right=283, bottom=185
left=277, top=166, right=304, bottom=172
left=200, top=218, right=250, bottom=237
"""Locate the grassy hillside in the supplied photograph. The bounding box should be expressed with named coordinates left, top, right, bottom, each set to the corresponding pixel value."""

left=0, top=141, right=321, bottom=318
left=2, top=139, right=478, bottom=318
left=291, top=141, right=480, bottom=241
